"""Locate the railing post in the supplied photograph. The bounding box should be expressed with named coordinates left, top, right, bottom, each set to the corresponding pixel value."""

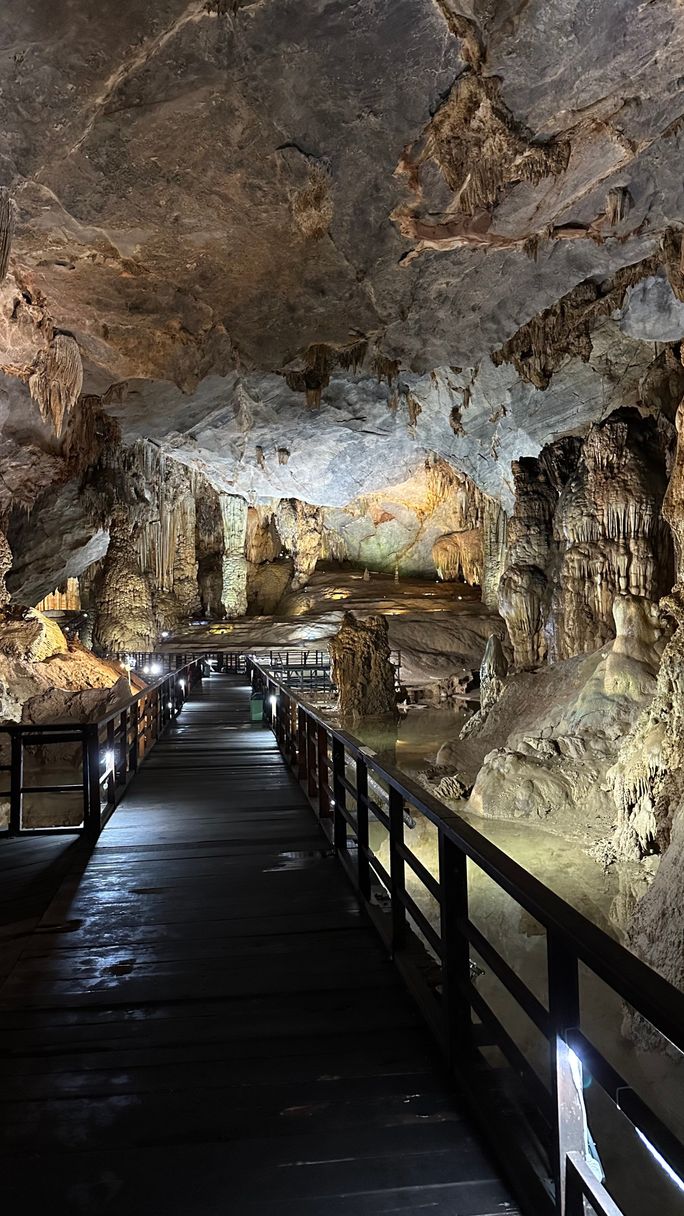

left=547, top=931, right=584, bottom=1216
left=9, top=731, right=22, bottom=835
left=331, top=737, right=347, bottom=854
left=106, top=718, right=115, bottom=807
left=438, top=834, right=473, bottom=1069
left=355, top=757, right=371, bottom=901
left=119, top=710, right=127, bottom=782
left=130, top=702, right=139, bottom=772
left=317, top=724, right=331, bottom=818
left=306, top=716, right=317, bottom=799
left=388, top=786, right=407, bottom=952
left=297, top=707, right=307, bottom=781
left=84, top=724, right=101, bottom=841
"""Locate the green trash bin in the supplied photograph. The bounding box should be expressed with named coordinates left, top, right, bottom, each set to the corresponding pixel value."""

left=250, top=694, right=264, bottom=722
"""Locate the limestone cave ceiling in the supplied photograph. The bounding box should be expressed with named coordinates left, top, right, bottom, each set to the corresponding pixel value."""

left=3, top=0, right=684, bottom=528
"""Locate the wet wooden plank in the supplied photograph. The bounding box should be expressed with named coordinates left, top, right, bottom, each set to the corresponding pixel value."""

left=0, top=674, right=519, bottom=1215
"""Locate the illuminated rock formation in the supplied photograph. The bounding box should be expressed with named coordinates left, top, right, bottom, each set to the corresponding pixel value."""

left=91, top=516, right=156, bottom=654
left=220, top=494, right=249, bottom=618
left=498, top=458, right=556, bottom=667
left=480, top=634, right=508, bottom=714
left=329, top=612, right=398, bottom=723
left=433, top=528, right=483, bottom=586
left=466, top=594, right=664, bottom=845
left=549, top=415, right=672, bottom=661
left=276, top=499, right=323, bottom=590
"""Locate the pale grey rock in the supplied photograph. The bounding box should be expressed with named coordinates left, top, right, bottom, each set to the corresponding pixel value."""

left=619, top=275, right=684, bottom=343
left=7, top=481, right=109, bottom=605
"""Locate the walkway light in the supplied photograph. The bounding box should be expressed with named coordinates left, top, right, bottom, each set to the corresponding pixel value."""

left=151, top=663, right=162, bottom=676
left=161, top=630, right=169, bottom=638
left=104, top=750, right=114, bottom=772
left=167, top=701, right=173, bottom=710
left=143, top=664, right=150, bottom=674
left=270, top=695, right=277, bottom=710
left=179, top=679, right=186, bottom=690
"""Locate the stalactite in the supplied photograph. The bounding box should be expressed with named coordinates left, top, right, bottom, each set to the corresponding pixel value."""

left=433, top=529, right=483, bottom=585
left=482, top=497, right=508, bottom=609
left=0, top=187, right=15, bottom=282
left=35, top=578, right=81, bottom=613
left=275, top=498, right=323, bottom=590
left=549, top=415, right=672, bottom=661
left=28, top=334, right=83, bottom=435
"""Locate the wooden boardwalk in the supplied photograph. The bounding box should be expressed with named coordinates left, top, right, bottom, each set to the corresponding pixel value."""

left=0, top=674, right=519, bottom=1215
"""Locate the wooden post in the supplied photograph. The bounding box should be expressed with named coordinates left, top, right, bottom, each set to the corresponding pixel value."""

left=307, top=716, right=317, bottom=800
left=130, top=702, right=139, bottom=772
left=388, top=786, right=407, bottom=952
left=331, top=737, right=347, bottom=853
left=84, top=725, right=101, bottom=841
left=9, top=731, right=22, bottom=834
left=355, top=757, right=371, bottom=901
left=297, top=707, right=307, bottom=782
left=317, top=724, right=331, bottom=818
left=547, top=931, right=583, bottom=1216
left=106, top=719, right=115, bottom=808
left=438, top=834, right=473, bottom=1069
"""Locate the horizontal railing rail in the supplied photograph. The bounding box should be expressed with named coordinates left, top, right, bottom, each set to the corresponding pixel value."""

left=0, top=657, right=206, bottom=839
left=247, top=656, right=684, bottom=1216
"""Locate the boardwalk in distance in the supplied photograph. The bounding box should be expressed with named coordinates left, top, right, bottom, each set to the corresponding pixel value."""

left=0, top=673, right=519, bottom=1215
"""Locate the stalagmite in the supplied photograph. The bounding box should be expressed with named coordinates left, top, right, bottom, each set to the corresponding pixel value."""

left=479, top=634, right=508, bottom=713
left=28, top=334, right=83, bottom=436
left=498, top=458, right=556, bottom=667
left=0, top=187, right=15, bottom=281
left=92, top=515, right=156, bottom=653
left=329, top=612, right=398, bottom=723
left=0, top=531, right=11, bottom=607
left=220, top=493, right=248, bottom=617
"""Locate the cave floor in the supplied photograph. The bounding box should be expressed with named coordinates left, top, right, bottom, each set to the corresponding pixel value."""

left=0, top=673, right=519, bottom=1216
left=165, top=568, right=500, bottom=687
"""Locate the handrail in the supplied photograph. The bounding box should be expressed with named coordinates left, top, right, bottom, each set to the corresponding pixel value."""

left=0, top=655, right=207, bottom=839
left=248, top=655, right=684, bottom=1216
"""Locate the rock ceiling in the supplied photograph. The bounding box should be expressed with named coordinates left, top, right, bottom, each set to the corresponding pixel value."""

left=3, top=0, right=684, bottom=513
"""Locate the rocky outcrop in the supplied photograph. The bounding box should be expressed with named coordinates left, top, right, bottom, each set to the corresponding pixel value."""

left=498, top=414, right=672, bottom=667
left=276, top=499, right=323, bottom=591
left=463, top=594, right=664, bottom=847
left=499, top=457, right=557, bottom=667
left=480, top=634, right=508, bottom=715
left=604, top=404, right=684, bottom=862
left=329, top=612, right=398, bottom=724
left=0, top=606, right=68, bottom=663
left=220, top=494, right=248, bottom=618
left=549, top=415, right=672, bottom=661
left=91, top=517, right=156, bottom=654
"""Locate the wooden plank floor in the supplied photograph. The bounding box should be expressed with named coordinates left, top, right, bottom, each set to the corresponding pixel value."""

left=0, top=673, right=520, bottom=1215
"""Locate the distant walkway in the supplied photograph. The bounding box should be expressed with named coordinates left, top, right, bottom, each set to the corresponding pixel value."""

left=0, top=674, right=519, bottom=1215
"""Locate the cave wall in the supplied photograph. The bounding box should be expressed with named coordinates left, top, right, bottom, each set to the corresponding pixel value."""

left=321, top=459, right=491, bottom=584
left=498, top=412, right=673, bottom=668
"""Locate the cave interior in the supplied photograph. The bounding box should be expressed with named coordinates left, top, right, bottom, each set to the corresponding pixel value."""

left=3, top=3, right=684, bottom=1214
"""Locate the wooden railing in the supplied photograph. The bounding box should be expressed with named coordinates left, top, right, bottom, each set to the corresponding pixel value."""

left=0, top=657, right=205, bottom=839
left=248, top=656, right=684, bottom=1216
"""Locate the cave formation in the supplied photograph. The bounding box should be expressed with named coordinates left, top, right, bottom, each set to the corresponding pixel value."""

left=3, top=0, right=684, bottom=1160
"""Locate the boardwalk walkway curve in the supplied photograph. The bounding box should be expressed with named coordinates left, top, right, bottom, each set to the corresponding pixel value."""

left=0, top=671, right=517, bottom=1216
